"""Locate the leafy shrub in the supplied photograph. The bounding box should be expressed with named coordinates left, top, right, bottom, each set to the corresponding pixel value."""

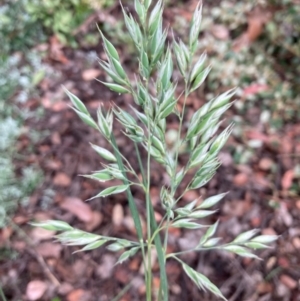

left=0, top=10, right=46, bottom=227
left=25, top=0, right=113, bottom=46
left=0, top=0, right=45, bottom=59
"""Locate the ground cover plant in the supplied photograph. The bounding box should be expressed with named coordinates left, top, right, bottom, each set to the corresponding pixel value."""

left=32, top=1, right=279, bottom=300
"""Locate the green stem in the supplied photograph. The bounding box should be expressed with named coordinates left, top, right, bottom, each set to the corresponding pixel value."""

left=109, top=132, right=146, bottom=257
left=133, top=142, right=148, bottom=283
left=134, top=142, right=146, bottom=186
left=171, top=86, right=189, bottom=194
left=163, top=214, right=170, bottom=261
left=166, top=245, right=227, bottom=258
left=0, top=285, right=7, bottom=301
left=111, top=282, right=132, bottom=301
left=109, top=139, right=140, bottom=181
left=146, top=118, right=153, bottom=301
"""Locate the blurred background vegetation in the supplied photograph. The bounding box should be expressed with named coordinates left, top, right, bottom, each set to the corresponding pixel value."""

left=0, top=0, right=299, bottom=300
left=0, top=0, right=299, bottom=227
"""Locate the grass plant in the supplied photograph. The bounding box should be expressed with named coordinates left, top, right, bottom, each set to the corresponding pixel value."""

left=32, top=1, right=278, bottom=300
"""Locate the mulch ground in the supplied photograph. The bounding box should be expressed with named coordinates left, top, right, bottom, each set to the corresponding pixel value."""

left=1, top=2, right=300, bottom=301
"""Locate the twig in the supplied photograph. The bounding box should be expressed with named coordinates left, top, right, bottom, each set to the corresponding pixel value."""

left=7, top=218, right=60, bottom=287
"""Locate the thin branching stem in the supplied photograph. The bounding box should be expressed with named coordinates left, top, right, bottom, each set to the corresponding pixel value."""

left=166, top=245, right=229, bottom=258
left=133, top=142, right=148, bottom=278
left=163, top=214, right=170, bottom=261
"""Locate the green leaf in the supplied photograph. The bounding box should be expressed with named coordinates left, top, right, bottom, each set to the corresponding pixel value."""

left=172, top=218, right=205, bottom=229
left=223, top=245, right=260, bottom=259
left=189, top=143, right=210, bottom=168
left=30, top=220, right=73, bottom=231
left=158, top=100, right=177, bottom=119
left=233, top=229, right=260, bottom=244
left=145, top=143, right=165, bottom=164
left=198, top=220, right=219, bottom=246
left=82, top=170, right=113, bottom=182
left=190, top=66, right=211, bottom=92
left=182, top=262, right=227, bottom=300
left=203, top=237, right=221, bottom=247
left=189, top=2, right=203, bottom=53
left=173, top=39, right=187, bottom=77
left=109, top=133, right=144, bottom=241
left=159, top=48, right=173, bottom=88
left=244, top=242, right=270, bottom=250
left=209, top=124, right=234, bottom=156
left=175, top=207, right=192, bottom=217
left=111, top=57, right=127, bottom=80
left=190, top=171, right=216, bottom=189
left=134, top=0, right=145, bottom=22
left=100, top=81, right=130, bottom=94
left=151, top=135, right=165, bottom=155
left=198, top=192, right=228, bottom=209
left=184, top=199, right=198, bottom=211
left=250, top=235, right=279, bottom=244
left=98, top=28, right=120, bottom=61
left=151, top=28, right=167, bottom=65
left=90, top=144, right=116, bottom=162
left=190, top=52, right=206, bottom=82
left=74, top=239, right=107, bottom=253
left=107, top=242, right=125, bottom=252
left=114, top=107, right=136, bottom=126
left=64, top=87, right=90, bottom=115
left=106, top=165, right=127, bottom=181
left=116, top=246, right=140, bottom=264
left=149, top=0, right=163, bottom=35
left=56, top=230, right=101, bottom=246
left=210, top=88, right=236, bottom=111
left=71, top=108, right=98, bottom=130
left=99, top=60, right=128, bottom=86
left=88, top=184, right=129, bottom=200
left=175, top=168, right=185, bottom=186
left=189, top=210, right=216, bottom=219
left=97, top=106, right=111, bottom=138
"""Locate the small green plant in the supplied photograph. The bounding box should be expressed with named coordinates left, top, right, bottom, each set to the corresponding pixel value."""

left=0, top=0, right=46, bottom=60
left=0, top=53, right=44, bottom=228
left=24, top=0, right=113, bottom=47
left=32, top=1, right=278, bottom=300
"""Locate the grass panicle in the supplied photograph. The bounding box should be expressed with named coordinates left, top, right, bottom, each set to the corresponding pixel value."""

left=32, top=1, right=278, bottom=300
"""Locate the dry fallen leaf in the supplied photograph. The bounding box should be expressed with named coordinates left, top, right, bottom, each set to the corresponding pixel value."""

left=223, top=200, right=251, bottom=217
left=53, top=172, right=71, bottom=187
left=233, top=173, right=249, bottom=186
left=96, top=254, right=116, bottom=279
left=112, top=204, right=124, bottom=227
left=85, top=211, right=103, bottom=232
left=59, top=197, right=93, bottom=223
left=51, top=132, right=62, bottom=145
left=281, top=170, right=294, bottom=190
left=26, top=280, right=48, bottom=301
left=82, top=69, right=101, bottom=81
left=256, top=282, right=273, bottom=294
left=58, top=282, right=74, bottom=296
left=49, top=35, right=69, bottom=64
left=30, top=228, right=56, bottom=242
left=211, top=24, right=229, bottom=40
left=292, top=237, right=300, bottom=249
left=67, top=289, right=90, bottom=301
left=280, top=274, right=297, bottom=290
left=182, top=190, right=199, bottom=202
left=259, top=157, right=274, bottom=171
left=233, top=7, right=271, bottom=51
left=35, top=242, right=62, bottom=258
left=243, top=84, right=269, bottom=96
